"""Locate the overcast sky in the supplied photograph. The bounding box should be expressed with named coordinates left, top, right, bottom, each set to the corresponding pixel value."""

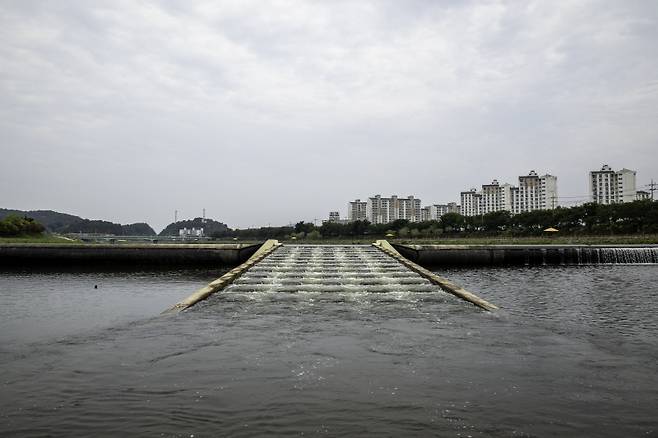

left=1, top=1, right=657, bottom=231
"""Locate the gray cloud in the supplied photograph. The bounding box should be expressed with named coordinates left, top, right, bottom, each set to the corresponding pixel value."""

left=1, top=0, right=657, bottom=230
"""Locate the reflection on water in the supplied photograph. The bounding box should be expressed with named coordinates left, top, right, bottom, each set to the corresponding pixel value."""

left=1, top=265, right=657, bottom=437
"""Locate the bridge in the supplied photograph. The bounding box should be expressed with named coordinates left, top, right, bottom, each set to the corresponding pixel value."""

left=164, top=240, right=498, bottom=313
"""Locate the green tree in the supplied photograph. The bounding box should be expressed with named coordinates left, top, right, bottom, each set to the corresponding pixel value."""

left=482, top=210, right=511, bottom=232
left=440, top=213, right=465, bottom=232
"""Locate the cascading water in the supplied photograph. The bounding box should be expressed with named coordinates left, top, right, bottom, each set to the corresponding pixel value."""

left=596, top=247, right=658, bottom=264
left=222, top=245, right=460, bottom=299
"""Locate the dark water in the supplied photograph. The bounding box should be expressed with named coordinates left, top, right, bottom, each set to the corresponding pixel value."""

left=1, top=265, right=657, bottom=437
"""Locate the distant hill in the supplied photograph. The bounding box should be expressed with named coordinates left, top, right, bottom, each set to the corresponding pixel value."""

left=60, top=219, right=156, bottom=236
left=159, top=217, right=230, bottom=237
left=0, top=208, right=156, bottom=236
left=0, top=208, right=82, bottom=232
left=121, top=223, right=156, bottom=236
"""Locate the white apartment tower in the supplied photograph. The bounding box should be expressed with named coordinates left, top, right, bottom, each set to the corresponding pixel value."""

left=460, top=189, right=482, bottom=217
left=481, top=179, right=513, bottom=213
left=590, top=165, right=637, bottom=204
left=460, top=171, right=558, bottom=217
left=421, top=203, right=460, bottom=221
left=347, top=199, right=368, bottom=222
left=366, top=195, right=422, bottom=224
left=511, top=170, right=558, bottom=214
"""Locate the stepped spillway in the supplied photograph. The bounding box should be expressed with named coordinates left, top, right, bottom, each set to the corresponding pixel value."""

left=222, top=245, right=457, bottom=296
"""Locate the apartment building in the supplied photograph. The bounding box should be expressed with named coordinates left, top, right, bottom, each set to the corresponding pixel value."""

left=481, top=179, right=513, bottom=213
left=347, top=199, right=368, bottom=222
left=460, top=171, right=558, bottom=216
left=420, top=203, right=461, bottom=221
left=366, top=195, right=422, bottom=224
left=511, top=171, right=558, bottom=214
left=590, top=165, right=637, bottom=204
left=460, top=189, right=482, bottom=217
left=636, top=190, right=650, bottom=201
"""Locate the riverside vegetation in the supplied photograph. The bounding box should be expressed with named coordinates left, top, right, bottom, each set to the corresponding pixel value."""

left=225, top=200, right=658, bottom=243
left=2, top=200, right=657, bottom=244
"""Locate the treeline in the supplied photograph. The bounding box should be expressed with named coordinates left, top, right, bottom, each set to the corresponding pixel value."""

left=60, top=219, right=156, bottom=236
left=220, top=200, right=658, bottom=240
left=0, top=215, right=45, bottom=237
left=159, top=218, right=229, bottom=236
left=0, top=209, right=156, bottom=235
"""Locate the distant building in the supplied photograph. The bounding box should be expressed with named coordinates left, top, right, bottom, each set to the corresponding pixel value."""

left=460, top=170, right=558, bottom=216
left=328, top=211, right=340, bottom=222
left=446, top=202, right=460, bottom=214
left=421, top=203, right=459, bottom=221
left=511, top=170, right=558, bottom=214
left=366, top=195, right=422, bottom=224
left=179, top=227, right=204, bottom=238
left=482, top=179, right=513, bottom=213
left=636, top=190, right=650, bottom=201
left=460, top=189, right=482, bottom=217
left=347, top=199, right=368, bottom=222
left=590, top=165, right=637, bottom=204
left=421, top=206, right=431, bottom=222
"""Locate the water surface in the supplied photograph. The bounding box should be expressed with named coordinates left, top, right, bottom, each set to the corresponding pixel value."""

left=1, top=265, right=657, bottom=436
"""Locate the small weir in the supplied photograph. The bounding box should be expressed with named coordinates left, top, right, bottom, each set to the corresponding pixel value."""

left=228, top=245, right=442, bottom=295
left=580, top=247, right=658, bottom=264
left=166, top=241, right=497, bottom=312
left=395, top=244, right=658, bottom=266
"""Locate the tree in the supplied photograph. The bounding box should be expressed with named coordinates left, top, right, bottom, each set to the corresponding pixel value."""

left=0, top=215, right=45, bottom=236
left=306, top=230, right=322, bottom=240
left=294, top=221, right=315, bottom=235
left=440, top=213, right=465, bottom=232
left=482, top=210, right=511, bottom=232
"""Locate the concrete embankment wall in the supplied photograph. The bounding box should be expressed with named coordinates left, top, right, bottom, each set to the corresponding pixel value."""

left=0, top=243, right=262, bottom=267
left=393, top=244, right=658, bottom=266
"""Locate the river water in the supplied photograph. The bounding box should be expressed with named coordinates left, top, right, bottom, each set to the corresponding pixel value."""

left=1, top=263, right=657, bottom=437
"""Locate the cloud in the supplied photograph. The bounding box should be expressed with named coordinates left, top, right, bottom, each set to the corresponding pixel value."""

left=1, top=0, right=657, bottom=230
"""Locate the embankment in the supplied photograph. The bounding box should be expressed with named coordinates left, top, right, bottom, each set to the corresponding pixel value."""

left=0, top=243, right=261, bottom=267
left=393, top=244, right=658, bottom=266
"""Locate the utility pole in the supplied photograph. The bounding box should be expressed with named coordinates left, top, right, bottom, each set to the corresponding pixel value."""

left=174, top=210, right=178, bottom=223
left=647, top=179, right=657, bottom=200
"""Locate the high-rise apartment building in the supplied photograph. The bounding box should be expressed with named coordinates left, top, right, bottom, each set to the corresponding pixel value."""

left=347, top=199, right=368, bottom=222
left=636, top=190, right=650, bottom=201
left=420, top=204, right=456, bottom=221
left=460, top=171, right=558, bottom=216
left=481, top=179, right=513, bottom=213
left=511, top=170, right=558, bottom=214
left=590, top=165, right=637, bottom=204
left=366, top=195, right=422, bottom=224
left=460, top=189, right=482, bottom=217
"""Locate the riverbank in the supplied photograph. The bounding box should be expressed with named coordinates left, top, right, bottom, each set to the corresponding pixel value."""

left=394, top=243, right=658, bottom=266
left=2, top=241, right=658, bottom=267
left=268, top=234, right=658, bottom=245
left=0, top=243, right=262, bottom=267
left=0, top=234, right=79, bottom=244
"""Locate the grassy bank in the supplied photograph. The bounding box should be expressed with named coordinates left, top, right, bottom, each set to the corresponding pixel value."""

left=269, top=234, right=658, bottom=245
left=3, top=234, right=658, bottom=246
left=0, top=234, right=80, bottom=244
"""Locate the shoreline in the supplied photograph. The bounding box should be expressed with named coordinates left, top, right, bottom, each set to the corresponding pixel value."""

left=2, top=241, right=657, bottom=267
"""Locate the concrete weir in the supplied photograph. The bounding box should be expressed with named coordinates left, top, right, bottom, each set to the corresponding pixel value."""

left=0, top=243, right=262, bottom=267
left=165, top=240, right=497, bottom=312
left=393, top=243, right=658, bottom=266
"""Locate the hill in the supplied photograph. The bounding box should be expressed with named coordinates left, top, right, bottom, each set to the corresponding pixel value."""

left=0, top=208, right=156, bottom=236
left=159, top=217, right=230, bottom=237
left=0, top=208, right=82, bottom=232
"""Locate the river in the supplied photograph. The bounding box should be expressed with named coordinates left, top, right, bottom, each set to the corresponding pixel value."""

left=1, top=265, right=657, bottom=436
